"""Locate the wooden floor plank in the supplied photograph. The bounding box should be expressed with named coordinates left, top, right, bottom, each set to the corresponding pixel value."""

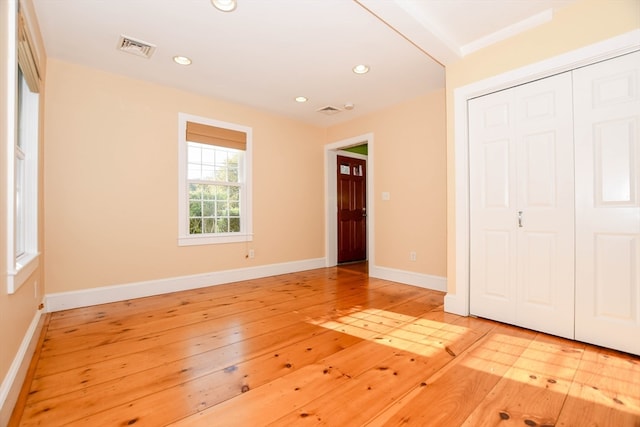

left=458, top=334, right=585, bottom=426
left=555, top=346, right=640, bottom=427
left=11, top=265, right=640, bottom=426
left=366, top=325, right=538, bottom=426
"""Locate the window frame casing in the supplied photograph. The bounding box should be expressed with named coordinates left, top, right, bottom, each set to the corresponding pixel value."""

left=178, top=113, right=253, bottom=246
left=6, top=3, right=40, bottom=294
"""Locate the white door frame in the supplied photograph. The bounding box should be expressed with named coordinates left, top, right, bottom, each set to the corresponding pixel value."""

left=325, top=133, right=374, bottom=269
left=445, top=29, right=640, bottom=316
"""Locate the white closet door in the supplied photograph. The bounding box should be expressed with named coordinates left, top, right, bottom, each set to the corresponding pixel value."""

left=469, top=88, right=518, bottom=325
left=514, top=73, right=575, bottom=339
left=470, top=72, right=575, bottom=339
left=574, top=51, right=640, bottom=355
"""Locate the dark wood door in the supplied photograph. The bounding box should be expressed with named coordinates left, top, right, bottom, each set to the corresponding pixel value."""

left=337, top=155, right=367, bottom=263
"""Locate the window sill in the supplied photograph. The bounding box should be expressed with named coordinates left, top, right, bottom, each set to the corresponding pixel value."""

left=178, top=233, right=253, bottom=246
left=7, top=252, right=40, bottom=294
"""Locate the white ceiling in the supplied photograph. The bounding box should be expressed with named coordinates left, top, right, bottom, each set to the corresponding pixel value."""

left=31, top=0, right=576, bottom=127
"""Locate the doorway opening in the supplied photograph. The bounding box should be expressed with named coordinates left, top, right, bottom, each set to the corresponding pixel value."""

left=337, top=153, right=367, bottom=264
left=325, top=133, right=374, bottom=270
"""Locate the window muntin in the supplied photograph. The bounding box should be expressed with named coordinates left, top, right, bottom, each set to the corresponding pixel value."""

left=178, top=113, right=252, bottom=246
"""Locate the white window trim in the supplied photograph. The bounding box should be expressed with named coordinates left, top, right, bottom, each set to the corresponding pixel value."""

left=178, top=113, right=253, bottom=246
left=5, top=0, right=40, bottom=294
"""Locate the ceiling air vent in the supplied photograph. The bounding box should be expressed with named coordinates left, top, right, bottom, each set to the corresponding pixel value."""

left=117, top=35, right=156, bottom=59
left=316, top=105, right=342, bottom=116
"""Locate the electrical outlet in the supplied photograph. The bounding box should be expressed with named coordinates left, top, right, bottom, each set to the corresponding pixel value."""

left=409, top=251, right=417, bottom=262
left=248, top=249, right=255, bottom=259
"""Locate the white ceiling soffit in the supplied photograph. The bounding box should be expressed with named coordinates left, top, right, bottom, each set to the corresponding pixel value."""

left=355, top=0, right=577, bottom=65
left=355, top=0, right=460, bottom=65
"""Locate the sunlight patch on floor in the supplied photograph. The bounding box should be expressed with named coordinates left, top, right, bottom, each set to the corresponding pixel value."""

left=307, top=308, right=470, bottom=358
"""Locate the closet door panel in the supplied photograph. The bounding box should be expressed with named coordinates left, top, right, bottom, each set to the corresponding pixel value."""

left=469, top=72, right=575, bottom=339
left=574, top=51, right=640, bottom=355
left=514, top=72, right=575, bottom=339
left=594, top=234, right=638, bottom=319
left=469, top=90, right=518, bottom=324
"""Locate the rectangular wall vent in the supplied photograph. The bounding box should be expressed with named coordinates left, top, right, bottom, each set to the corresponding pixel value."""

left=117, top=35, right=156, bottom=59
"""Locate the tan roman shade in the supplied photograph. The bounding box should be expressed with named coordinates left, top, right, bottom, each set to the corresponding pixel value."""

left=186, top=121, right=246, bottom=151
left=18, top=12, right=40, bottom=93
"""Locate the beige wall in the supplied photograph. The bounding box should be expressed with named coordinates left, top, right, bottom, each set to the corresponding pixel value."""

left=327, top=90, right=447, bottom=277
left=1, top=0, right=46, bottom=421
left=44, top=59, right=327, bottom=293
left=446, top=0, right=640, bottom=294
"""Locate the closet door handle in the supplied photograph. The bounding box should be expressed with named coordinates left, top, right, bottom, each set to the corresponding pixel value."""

left=518, top=211, right=523, bottom=228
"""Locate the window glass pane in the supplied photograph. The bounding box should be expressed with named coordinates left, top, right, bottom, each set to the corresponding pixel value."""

left=203, top=184, right=215, bottom=200
left=189, top=201, right=201, bottom=217
left=229, top=186, right=239, bottom=201
left=227, top=153, right=239, bottom=167
left=202, top=147, right=215, bottom=165
left=189, top=183, right=201, bottom=199
left=15, top=157, right=25, bottom=257
left=229, top=217, right=240, bottom=232
left=188, top=163, right=201, bottom=180
left=17, top=69, right=25, bottom=149
left=203, top=218, right=216, bottom=234
left=188, top=145, right=201, bottom=163
left=202, top=201, right=215, bottom=217
left=214, top=167, right=227, bottom=182
left=202, top=165, right=215, bottom=180
left=216, top=201, right=228, bottom=216
left=215, top=151, right=228, bottom=169
left=228, top=167, right=238, bottom=183
left=189, top=218, right=202, bottom=234
left=216, top=218, right=229, bottom=233
left=229, top=202, right=240, bottom=217
left=217, top=187, right=228, bottom=200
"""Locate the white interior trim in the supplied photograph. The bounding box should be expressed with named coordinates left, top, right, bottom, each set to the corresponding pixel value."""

left=45, top=257, right=326, bottom=312
left=5, top=0, right=17, bottom=293
left=324, top=133, right=374, bottom=269
left=370, top=265, right=447, bottom=292
left=447, top=29, right=640, bottom=316
left=460, top=9, right=553, bottom=56
left=0, top=309, right=44, bottom=426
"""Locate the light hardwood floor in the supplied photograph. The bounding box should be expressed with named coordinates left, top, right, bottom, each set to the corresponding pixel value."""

left=10, top=264, right=640, bottom=426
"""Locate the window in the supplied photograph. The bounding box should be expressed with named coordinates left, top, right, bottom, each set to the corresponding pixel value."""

left=178, top=113, right=252, bottom=246
left=6, top=8, right=41, bottom=293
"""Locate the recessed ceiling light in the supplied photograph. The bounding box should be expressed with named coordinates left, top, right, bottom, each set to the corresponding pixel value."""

left=295, top=96, right=308, bottom=103
left=173, top=56, right=192, bottom=66
left=211, top=0, right=237, bottom=12
left=352, top=64, right=370, bottom=74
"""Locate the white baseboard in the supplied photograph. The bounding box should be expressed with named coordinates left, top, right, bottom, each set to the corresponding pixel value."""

left=369, top=265, right=447, bottom=292
left=0, top=308, right=44, bottom=426
left=45, top=258, right=326, bottom=312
